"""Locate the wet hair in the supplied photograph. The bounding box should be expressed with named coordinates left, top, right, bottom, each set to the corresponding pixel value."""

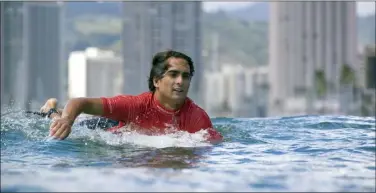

left=148, top=50, right=195, bottom=92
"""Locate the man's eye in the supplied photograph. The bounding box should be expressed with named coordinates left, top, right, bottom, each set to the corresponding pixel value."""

left=182, top=74, right=191, bottom=79
left=170, top=72, right=179, bottom=78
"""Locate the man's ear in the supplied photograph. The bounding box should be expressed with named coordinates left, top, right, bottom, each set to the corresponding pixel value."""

left=153, top=77, right=159, bottom=88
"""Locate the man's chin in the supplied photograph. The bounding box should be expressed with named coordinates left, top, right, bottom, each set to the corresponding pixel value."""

left=170, top=93, right=187, bottom=101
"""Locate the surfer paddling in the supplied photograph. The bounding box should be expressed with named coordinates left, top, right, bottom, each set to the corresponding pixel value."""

left=40, top=50, right=223, bottom=143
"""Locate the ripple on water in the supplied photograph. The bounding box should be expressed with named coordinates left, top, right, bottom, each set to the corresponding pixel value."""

left=0, top=113, right=375, bottom=192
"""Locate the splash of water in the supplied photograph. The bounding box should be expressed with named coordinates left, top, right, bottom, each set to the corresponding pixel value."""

left=1, top=110, right=213, bottom=149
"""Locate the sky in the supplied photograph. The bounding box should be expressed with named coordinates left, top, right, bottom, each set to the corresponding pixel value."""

left=203, top=2, right=376, bottom=17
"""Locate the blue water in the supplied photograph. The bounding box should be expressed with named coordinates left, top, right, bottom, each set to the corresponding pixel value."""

left=1, top=111, right=375, bottom=192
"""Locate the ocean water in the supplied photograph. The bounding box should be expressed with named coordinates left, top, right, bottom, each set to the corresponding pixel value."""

left=1, top=111, right=375, bottom=192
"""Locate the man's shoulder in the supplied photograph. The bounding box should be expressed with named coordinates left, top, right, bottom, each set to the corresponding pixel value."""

left=137, top=91, right=153, bottom=98
left=117, top=91, right=152, bottom=99
left=113, top=92, right=152, bottom=104
left=184, top=98, right=210, bottom=118
left=182, top=98, right=213, bottom=131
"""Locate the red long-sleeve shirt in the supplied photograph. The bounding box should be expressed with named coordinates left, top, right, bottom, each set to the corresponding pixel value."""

left=100, top=92, right=223, bottom=143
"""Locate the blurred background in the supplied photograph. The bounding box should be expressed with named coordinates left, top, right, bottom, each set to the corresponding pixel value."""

left=0, top=1, right=375, bottom=118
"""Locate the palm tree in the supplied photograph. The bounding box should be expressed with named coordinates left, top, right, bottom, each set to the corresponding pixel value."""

left=340, top=64, right=356, bottom=85
left=314, top=69, right=327, bottom=99
left=339, top=64, right=357, bottom=114
left=314, top=69, right=327, bottom=113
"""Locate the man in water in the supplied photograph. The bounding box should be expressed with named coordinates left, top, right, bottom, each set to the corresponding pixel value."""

left=40, top=50, right=223, bottom=143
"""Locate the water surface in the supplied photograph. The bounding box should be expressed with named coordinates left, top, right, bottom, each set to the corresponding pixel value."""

left=1, top=111, right=375, bottom=192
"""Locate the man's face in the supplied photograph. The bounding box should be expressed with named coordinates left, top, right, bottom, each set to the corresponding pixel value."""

left=154, top=57, right=191, bottom=102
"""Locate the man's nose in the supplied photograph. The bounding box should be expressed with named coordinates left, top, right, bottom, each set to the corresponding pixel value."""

left=175, top=75, right=183, bottom=84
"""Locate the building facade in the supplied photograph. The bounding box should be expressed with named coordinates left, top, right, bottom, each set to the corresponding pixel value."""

left=122, top=2, right=203, bottom=103
left=68, top=48, right=123, bottom=98
left=269, top=2, right=357, bottom=116
left=1, top=2, right=27, bottom=110
left=1, top=2, right=65, bottom=111
left=26, top=2, right=65, bottom=110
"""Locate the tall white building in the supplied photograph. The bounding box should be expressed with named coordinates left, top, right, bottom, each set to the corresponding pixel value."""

left=68, top=47, right=123, bottom=98
left=203, top=64, right=269, bottom=118
left=203, top=71, right=226, bottom=115
left=244, top=66, right=269, bottom=117
left=268, top=2, right=357, bottom=116
left=221, top=64, right=246, bottom=116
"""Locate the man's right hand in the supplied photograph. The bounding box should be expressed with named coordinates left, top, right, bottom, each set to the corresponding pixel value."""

left=47, top=97, right=105, bottom=140
left=49, top=117, right=74, bottom=140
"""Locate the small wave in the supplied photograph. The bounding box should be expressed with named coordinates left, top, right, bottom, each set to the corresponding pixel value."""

left=71, top=126, right=213, bottom=149
left=2, top=166, right=375, bottom=192
left=36, top=121, right=214, bottom=149
left=1, top=111, right=213, bottom=149
left=305, top=121, right=375, bottom=130
left=1, top=110, right=375, bottom=191
left=356, top=146, right=376, bottom=153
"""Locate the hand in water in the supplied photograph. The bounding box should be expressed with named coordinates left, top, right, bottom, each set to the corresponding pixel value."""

left=49, top=117, right=73, bottom=140
left=40, top=98, right=58, bottom=113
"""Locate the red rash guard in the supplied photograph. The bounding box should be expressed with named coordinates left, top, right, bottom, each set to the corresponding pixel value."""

left=100, top=92, right=223, bottom=143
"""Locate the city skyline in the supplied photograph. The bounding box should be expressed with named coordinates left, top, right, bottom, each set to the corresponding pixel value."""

left=1, top=1, right=374, bottom=117
left=203, top=2, right=375, bottom=16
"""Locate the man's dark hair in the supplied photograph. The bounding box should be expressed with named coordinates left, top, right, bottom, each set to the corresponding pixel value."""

left=148, top=50, right=195, bottom=92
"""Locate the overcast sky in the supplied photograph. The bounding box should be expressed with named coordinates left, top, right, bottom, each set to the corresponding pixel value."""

left=203, top=2, right=375, bottom=17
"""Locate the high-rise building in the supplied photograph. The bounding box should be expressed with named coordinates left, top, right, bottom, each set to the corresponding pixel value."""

left=203, top=71, right=226, bottom=116
left=0, top=2, right=27, bottom=110
left=268, top=2, right=357, bottom=116
left=0, top=2, right=65, bottom=111
left=68, top=47, right=123, bottom=98
left=25, top=2, right=65, bottom=110
left=122, top=2, right=202, bottom=103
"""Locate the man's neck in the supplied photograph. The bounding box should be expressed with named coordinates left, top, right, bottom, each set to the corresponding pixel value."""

left=154, top=92, right=185, bottom=111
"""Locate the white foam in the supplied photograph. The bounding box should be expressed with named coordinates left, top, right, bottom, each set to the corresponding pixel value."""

left=71, top=125, right=213, bottom=149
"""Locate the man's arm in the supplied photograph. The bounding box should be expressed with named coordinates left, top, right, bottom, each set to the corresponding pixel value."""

left=49, top=97, right=104, bottom=139
left=50, top=94, right=145, bottom=139
left=60, top=97, right=104, bottom=123
left=62, top=94, right=145, bottom=124
left=99, top=94, right=146, bottom=122
left=201, top=120, right=223, bottom=144
left=191, top=109, right=223, bottom=144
